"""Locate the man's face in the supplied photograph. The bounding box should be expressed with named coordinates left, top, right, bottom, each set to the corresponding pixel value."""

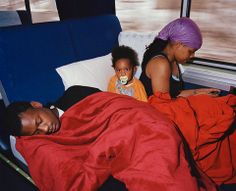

left=19, top=107, right=60, bottom=136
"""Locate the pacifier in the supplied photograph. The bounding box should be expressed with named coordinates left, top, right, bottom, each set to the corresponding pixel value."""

left=119, top=75, right=129, bottom=85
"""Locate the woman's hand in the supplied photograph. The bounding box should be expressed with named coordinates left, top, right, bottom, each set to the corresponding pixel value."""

left=178, top=88, right=221, bottom=97
left=178, top=89, right=196, bottom=97
left=194, top=88, right=221, bottom=97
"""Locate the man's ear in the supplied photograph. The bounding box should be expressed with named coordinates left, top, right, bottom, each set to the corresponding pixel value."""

left=30, top=101, right=43, bottom=108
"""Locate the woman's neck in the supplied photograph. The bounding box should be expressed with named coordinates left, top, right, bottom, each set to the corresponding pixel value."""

left=162, top=43, right=176, bottom=63
left=162, top=43, right=180, bottom=77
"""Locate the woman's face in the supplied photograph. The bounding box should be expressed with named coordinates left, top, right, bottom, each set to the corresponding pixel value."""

left=175, top=43, right=196, bottom=64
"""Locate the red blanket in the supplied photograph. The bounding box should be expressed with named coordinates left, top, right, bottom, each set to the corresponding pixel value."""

left=149, top=92, right=236, bottom=185
left=16, top=92, right=217, bottom=191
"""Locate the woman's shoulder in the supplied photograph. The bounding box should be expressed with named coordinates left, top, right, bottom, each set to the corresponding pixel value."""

left=152, top=53, right=168, bottom=60
left=146, top=56, right=171, bottom=79
left=148, top=55, right=170, bottom=70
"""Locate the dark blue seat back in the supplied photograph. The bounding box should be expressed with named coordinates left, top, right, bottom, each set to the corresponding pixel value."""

left=0, top=14, right=121, bottom=106
left=0, top=14, right=122, bottom=151
left=0, top=21, right=75, bottom=105
left=67, top=15, right=121, bottom=61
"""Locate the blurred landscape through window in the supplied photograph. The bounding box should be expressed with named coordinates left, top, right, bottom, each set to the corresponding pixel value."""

left=116, top=0, right=236, bottom=65
left=1, top=0, right=235, bottom=65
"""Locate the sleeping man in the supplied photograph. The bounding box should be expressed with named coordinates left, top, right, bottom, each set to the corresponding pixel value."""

left=4, top=85, right=217, bottom=191
left=4, top=85, right=128, bottom=191
left=4, top=85, right=101, bottom=136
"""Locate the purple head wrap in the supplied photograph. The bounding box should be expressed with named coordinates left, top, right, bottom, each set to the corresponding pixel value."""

left=157, top=17, right=202, bottom=50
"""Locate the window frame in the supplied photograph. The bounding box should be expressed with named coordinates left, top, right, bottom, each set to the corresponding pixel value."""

left=181, top=0, right=236, bottom=69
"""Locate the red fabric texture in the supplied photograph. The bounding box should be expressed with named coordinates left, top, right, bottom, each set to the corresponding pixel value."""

left=149, top=92, right=236, bottom=185
left=16, top=92, right=217, bottom=191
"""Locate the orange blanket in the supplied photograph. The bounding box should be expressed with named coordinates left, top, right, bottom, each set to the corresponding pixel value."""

left=149, top=92, right=236, bottom=185
left=16, top=92, right=217, bottom=191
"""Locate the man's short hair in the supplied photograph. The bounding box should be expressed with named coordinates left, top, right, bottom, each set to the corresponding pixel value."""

left=4, top=102, right=32, bottom=136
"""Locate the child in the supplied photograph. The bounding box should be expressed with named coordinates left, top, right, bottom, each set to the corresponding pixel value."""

left=107, top=45, right=147, bottom=102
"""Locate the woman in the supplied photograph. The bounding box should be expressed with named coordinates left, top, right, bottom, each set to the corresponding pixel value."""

left=140, top=17, right=236, bottom=186
left=140, top=17, right=220, bottom=98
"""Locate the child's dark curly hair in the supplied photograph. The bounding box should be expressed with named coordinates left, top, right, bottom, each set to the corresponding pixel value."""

left=111, top=45, right=139, bottom=68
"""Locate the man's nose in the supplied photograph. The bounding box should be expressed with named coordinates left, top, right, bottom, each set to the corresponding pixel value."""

left=37, top=124, right=50, bottom=133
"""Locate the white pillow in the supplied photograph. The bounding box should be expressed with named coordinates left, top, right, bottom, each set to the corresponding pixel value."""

left=56, top=53, right=114, bottom=91
left=118, top=31, right=156, bottom=78
left=10, top=135, right=27, bottom=166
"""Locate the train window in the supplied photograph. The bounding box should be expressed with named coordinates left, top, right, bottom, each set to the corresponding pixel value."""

left=0, top=0, right=59, bottom=23
left=30, top=0, right=59, bottom=23
left=116, top=0, right=236, bottom=91
left=190, top=0, right=236, bottom=65
left=116, top=0, right=182, bottom=32
left=0, top=0, right=24, bottom=11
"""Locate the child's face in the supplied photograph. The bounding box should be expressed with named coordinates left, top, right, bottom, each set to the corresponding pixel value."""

left=114, top=58, right=135, bottom=85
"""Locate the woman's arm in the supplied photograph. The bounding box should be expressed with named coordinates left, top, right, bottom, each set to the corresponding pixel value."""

left=146, top=57, right=171, bottom=94
left=145, top=56, right=221, bottom=98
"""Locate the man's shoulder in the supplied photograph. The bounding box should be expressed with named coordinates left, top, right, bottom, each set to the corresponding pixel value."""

left=65, top=85, right=101, bottom=94
left=55, top=85, right=101, bottom=111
